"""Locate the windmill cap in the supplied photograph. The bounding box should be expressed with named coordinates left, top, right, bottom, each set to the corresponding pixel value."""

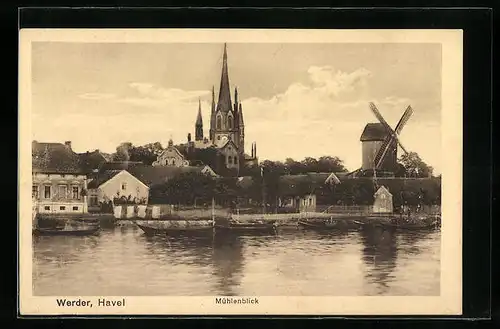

left=360, top=123, right=391, bottom=141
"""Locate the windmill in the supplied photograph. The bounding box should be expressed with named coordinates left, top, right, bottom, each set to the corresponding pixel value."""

left=369, top=102, right=413, bottom=172
left=351, top=102, right=414, bottom=178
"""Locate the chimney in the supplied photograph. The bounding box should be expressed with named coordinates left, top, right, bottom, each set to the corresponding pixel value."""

left=188, top=133, right=192, bottom=143
left=64, top=141, right=72, bottom=150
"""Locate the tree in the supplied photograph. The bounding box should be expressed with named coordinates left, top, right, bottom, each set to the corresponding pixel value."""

left=149, top=172, right=216, bottom=205
left=113, top=142, right=133, bottom=161
left=317, top=156, right=348, bottom=173
left=398, top=152, right=434, bottom=178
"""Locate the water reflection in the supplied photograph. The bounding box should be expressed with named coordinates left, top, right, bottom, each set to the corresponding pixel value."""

left=32, top=225, right=441, bottom=296
left=359, top=226, right=398, bottom=295
left=140, top=233, right=214, bottom=268
left=211, top=233, right=245, bottom=296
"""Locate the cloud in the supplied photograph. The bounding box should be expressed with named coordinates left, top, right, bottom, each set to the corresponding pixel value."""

left=239, top=66, right=440, bottom=173
left=119, top=82, right=211, bottom=108
left=79, top=93, right=116, bottom=100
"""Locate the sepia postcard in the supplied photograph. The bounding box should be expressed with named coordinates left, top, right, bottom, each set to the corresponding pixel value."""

left=19, top=29, right=463, bottom=316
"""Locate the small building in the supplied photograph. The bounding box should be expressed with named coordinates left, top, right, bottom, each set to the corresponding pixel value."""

left=152, top=139, right=190, bottom=167
left=86, top=170, right=150, bottom=211
left=372, top=185, right=393, bottom=213
left=32, top=140, right=88, bottom=214
left=215, top=136, right=240, bottom=170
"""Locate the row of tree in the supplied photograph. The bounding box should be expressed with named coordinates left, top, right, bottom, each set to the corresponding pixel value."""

left=147, top=171, right=441, bottom=210
left=109, top=141, right=435, bottom=179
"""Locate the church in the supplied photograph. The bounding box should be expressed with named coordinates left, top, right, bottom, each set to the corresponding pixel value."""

left=184, top=43, right=259, bottom=173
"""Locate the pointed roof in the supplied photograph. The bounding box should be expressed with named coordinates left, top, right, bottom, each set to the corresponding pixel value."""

left=196, top=98, right=203, bottom=126
left=216, top=43, right=232, bottom=113
left=238, top=103, right=244, bottom=126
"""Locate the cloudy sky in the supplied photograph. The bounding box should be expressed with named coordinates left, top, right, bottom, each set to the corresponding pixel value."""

left=31, top=42, right=442, bottom=173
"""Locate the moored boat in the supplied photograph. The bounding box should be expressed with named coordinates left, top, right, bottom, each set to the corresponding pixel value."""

left=33, top=224, right=101, bottom=236
left=214, top=219, right=277, bottom=234
left=135, top=219, right=215, bottom=236
left=298, top=218, right=360, bottom=231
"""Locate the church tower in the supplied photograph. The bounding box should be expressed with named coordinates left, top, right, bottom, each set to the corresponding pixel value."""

left=209, top=43, right=244, bottom=154
left=195, top=98, right=203, bottom=141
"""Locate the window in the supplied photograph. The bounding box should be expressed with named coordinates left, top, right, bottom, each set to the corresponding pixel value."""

left=217, top=136, right=221, bottom=140
left=44, top=186, right=51, bottom=199
left=73, top=206, right=79, bottom=211
left=58, top=185, right=67, bottom=199
left=44, top=206, right=50, bottom=211
left=234, top=156, right=238, bottom=164
left=228, top=156, right=233, bottom=164
left=228, top=116, right=233, bottom=129
left=60, top=206, right=66, bottom=211
left=216, top=116, right=222, bottom=129
left=90, top=196, right=98, bottom=206
left=72, top=186, right=79, bottom=199
left=121, top=183, right=127, bottom=190
left=32, top=185, right=38, bottom=199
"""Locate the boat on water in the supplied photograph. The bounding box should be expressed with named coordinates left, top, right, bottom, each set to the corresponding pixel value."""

left=298, top=218, right=361, bottom=231
left=214, top=218, right=278, bottom=234
left=33, top=223, right=101, bottom=236
left=135, top=215, right=216, bottom=235
left=353, top=215, right=440, bottom=230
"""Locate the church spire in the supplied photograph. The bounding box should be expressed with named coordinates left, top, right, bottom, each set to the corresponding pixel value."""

left=196, top=98, right=203, bottom=125
left=216, top=43, right=232, bottom=113
left=195, top=98, right=203, bottom=141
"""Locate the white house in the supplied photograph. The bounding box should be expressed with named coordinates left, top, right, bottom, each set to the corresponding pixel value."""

left=32, top=141, right=89, bottom=214
left=87, top=169, right=150, bottom=209
left=372, top=185, right=393, bottom=213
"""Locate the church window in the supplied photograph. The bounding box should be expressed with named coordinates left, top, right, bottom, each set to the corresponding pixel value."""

left=228, top=116, right=233, bottom=129
left=234, top=156, right=238, bottom=164
left=216, top=115, right=222, bottom=129
left=228, top=156, right=233, bottom=164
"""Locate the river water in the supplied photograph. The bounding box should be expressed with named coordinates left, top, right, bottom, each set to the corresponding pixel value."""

left=32, top=224, right=440, bottom=296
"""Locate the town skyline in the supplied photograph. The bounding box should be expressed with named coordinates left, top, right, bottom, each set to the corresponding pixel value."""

left=32, top=42, right=442, bottom=173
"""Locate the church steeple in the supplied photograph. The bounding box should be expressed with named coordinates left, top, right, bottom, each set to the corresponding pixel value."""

left=195, top=98, right=203, bottom=141
left=216, top=43, right=232, bottom=113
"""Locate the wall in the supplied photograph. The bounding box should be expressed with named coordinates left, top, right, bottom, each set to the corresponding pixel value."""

left=33, top=173, right=88, bottom=214
left=95, top=170, right=149, bottom=205
left=219, top=143, right=239, bottom=170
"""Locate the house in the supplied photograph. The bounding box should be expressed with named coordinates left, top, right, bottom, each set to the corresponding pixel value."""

left=372, top=185, right=393, bottom=213
left=78, top=149, right=112, bottom=175
left=215, top=136, right=240, bottom=170
left=86, top=170, right=150, bottom=211
left=32, top=140, right=88, bottom=214
left=152, top=139, right=190, bottom=167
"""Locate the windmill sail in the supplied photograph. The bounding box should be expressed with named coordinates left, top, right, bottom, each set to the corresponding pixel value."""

left=369, top=102, right=409, bottom=155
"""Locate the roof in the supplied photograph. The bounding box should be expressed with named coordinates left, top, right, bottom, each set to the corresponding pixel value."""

left=98, top=161, right=143, bottom=172
left=87, top=170, right=123, bottom=189
left=32, top=141, right=83, bottom=174
left=360, top=123, right=390, bottom=142
left=216, top=43, right=232, bottom=113
left=78, top=150, right=110, bottom=173
left=127, top=165, right=207, bottom=187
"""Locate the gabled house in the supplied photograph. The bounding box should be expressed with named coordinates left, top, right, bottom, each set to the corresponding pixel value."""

left=32, top=140, right=88, bottom=214
left=152, top=139, right=190, bottom=167
left=372, top=185, right=393, bottom=213
left=86, top=170, right=150, bottom=211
